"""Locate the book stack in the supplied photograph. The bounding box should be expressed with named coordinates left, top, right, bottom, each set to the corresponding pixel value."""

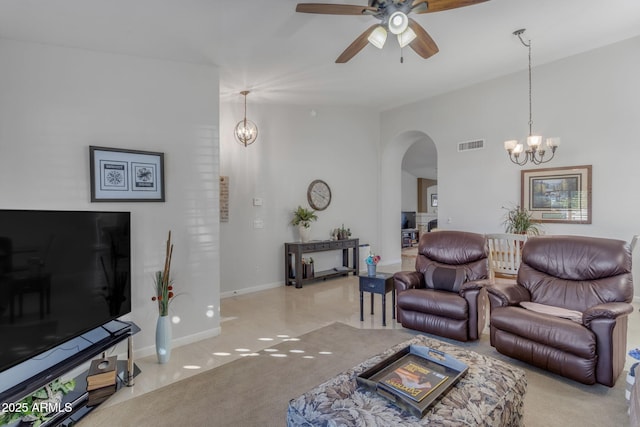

left=86, top=356, right=118, bottom=406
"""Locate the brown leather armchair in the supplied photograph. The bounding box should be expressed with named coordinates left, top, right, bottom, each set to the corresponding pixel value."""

left=487, top=235, right=634, bottom=386
left=393, top=231, right=489, bottom=342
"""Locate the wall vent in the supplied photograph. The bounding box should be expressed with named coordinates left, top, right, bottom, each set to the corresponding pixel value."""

left=458, top=139, right=485, bottom=152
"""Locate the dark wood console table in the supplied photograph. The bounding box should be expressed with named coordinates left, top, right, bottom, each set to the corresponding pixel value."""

left=285, top=239, right=359, bottom=288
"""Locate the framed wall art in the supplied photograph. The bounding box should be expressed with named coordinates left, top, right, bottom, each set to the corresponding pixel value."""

left=521, top=165, right=592, bottom=224
left=90, top=146, right=165, bottom=202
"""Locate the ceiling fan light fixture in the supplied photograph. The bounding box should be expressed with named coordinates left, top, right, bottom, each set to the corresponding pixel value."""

left=388, top=11, right=409, bottom=35
left=397, top=27, right=417, bottom=48
left=368, top=26, right=387, bottom=49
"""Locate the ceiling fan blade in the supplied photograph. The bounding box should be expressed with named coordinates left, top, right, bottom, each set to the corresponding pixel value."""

left=411, top=1, right=428, bottom=13
left=335, top=24, right=378, bottom=63
left=296, top=3, right=378, bottom=15
left=407, top=19, right=439, bottom=59
left=413, top=0, right=489, bottom=14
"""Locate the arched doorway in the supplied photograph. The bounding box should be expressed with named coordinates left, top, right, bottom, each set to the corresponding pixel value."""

left=379, top=130, right=437, bottom=265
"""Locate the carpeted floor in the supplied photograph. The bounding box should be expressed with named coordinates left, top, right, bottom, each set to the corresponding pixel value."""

left=81, top=323, right=631, bottom=427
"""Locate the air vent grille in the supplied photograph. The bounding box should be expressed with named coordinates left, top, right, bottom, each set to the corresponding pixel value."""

left=458, top=139, right=485, bottom=152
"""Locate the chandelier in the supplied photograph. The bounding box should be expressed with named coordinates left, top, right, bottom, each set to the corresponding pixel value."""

left=234, top=90, right=258, bottom=147
left=504, top=29, right=559, bottom=166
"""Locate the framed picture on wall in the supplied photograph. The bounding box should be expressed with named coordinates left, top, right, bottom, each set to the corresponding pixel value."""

left=431, top=194, right=438, bottom=207
left=90, top=146, right=165, bottom=202
left=521, top=165, right=592, bottom=224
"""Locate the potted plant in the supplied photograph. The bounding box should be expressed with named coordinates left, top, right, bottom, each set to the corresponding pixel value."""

left=151, top=231, right=175, bottom=364
left=0, top=378, right=76, bottom=427
left=291, top=206, right=318, bottom=242
left=502, top=205, right=541, bottom=235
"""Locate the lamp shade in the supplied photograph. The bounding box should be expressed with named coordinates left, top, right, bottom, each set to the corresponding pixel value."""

left=397, top=27, right=417, bottom=48
left=504, top=139, right=518, bottom=151
left=388, top=11, right=409, bottom=35
left=368, top=26, right=387, bottom=49
left=527, top=135, right=542, bottom=147
left=546, top=137, right=561, bottom=147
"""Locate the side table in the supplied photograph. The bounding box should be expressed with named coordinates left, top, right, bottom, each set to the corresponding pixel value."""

left=359, top=272, right=395, bottom=326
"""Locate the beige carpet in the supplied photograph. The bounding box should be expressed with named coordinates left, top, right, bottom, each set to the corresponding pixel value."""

left=81, top=323, right=631, bottom=427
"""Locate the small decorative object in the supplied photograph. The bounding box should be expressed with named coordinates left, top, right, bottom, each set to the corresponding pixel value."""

left=307, top=179, right=332, bottom=211
left=90, top=146, right=165, bottom=202
left=302, top=257, right=315, bottom=279
left=366, top=251, right=381, bottom=277
left=0, top=378, right=76, bottom=427
left=334, top=224, right=352, bottom=240
left=502, top=205, right=541, bottom=236
left=331, top=224, right=351, bottom=240
left=152, top=231, right=175, bottom=364
left=291, top=206, right=318, bottom=243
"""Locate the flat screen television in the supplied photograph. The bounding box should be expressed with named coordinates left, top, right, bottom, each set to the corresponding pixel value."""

left=401, top=211, right=416, bottom=229
left=0, top=209, right=131, bottom=376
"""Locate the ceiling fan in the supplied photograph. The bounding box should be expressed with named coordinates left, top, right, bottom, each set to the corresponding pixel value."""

left=295, top=0, right=489, bottom=63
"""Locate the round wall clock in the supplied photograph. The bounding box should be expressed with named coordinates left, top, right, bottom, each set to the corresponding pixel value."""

left=307, top=179, right=331, bottom=211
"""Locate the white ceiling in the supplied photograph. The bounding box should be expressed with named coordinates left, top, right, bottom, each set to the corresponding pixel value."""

left=1, top=1, right=638, bottom=178
left=1, top=0, right=639, bottom=111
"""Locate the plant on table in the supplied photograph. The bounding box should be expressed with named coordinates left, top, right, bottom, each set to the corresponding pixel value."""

left=366, top=251, right=381, bottom=265
left=502, top=205, right=541, bottom=235
left=290, top=206, right=318, bottom=229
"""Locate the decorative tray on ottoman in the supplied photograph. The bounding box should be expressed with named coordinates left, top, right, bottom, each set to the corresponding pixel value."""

left=356, top=345, right=468, bottom=418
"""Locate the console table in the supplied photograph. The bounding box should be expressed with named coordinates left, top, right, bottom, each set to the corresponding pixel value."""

left=285, top=239, right=359, bottom=288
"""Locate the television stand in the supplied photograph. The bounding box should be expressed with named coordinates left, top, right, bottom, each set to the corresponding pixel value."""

left=401, top=229, right=419, bottom=248
left=0, top=321, right=140, bottom=427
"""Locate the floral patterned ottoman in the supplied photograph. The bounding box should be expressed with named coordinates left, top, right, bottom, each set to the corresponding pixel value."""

left=287, top=335, right=526, bottom=426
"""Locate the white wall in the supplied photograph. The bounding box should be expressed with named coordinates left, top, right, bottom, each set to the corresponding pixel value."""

left=380, top=35, right=640, bottom=297
left=0, top=39, right=221, bottom=354
left=401, top=171, right=417, bottom=212
left=219, top=103, right=380, bottom=294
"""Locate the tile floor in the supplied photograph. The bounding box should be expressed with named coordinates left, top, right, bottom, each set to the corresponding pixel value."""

left=104, top=251, right=640, bottom=409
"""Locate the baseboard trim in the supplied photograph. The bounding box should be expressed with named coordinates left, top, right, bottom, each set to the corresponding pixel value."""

left=134, top=326, right=222, bottom=359
left=220, top=281, right=283, bottom=299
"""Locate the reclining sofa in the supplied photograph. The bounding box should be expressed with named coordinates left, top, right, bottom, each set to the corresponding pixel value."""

left=486, top=235, right=634, bottom=386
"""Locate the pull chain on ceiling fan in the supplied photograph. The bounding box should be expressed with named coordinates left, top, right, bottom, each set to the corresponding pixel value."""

left=295, top=0, right=489, bottom=63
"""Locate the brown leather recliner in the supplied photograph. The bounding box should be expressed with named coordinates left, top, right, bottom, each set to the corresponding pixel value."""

left=393, top=231, right=489, bottom=342
left=487, top=235, right=634, bottom=386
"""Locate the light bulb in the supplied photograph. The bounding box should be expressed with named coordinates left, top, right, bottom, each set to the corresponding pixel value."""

left=388, top=11, right=408, bottom=35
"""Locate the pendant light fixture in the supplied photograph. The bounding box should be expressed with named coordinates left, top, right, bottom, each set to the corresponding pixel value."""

left=504, top=29, right=560, bottom=166
left=234, top=90, right=258, bottom=147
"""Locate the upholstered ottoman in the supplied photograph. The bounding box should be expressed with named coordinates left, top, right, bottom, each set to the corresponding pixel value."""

left=287, top=335, right=526, bottom=426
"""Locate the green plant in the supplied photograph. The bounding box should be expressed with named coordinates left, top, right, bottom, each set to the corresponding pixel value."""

left=151, top=231, right=175, bottom=316
left=290, top=206, right=318, bottom=228
left=0, top=378, right=76, bottom=427
left=502, top=205, right=541, bottom=235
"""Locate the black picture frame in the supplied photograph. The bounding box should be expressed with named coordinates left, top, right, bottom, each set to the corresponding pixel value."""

left=90, top=146, right=165, bottom=202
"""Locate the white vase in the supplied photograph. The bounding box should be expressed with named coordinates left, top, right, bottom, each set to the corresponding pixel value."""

left=155, top=315, right=172, bottom=364
left=298, top=225, right=311, bottom=242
